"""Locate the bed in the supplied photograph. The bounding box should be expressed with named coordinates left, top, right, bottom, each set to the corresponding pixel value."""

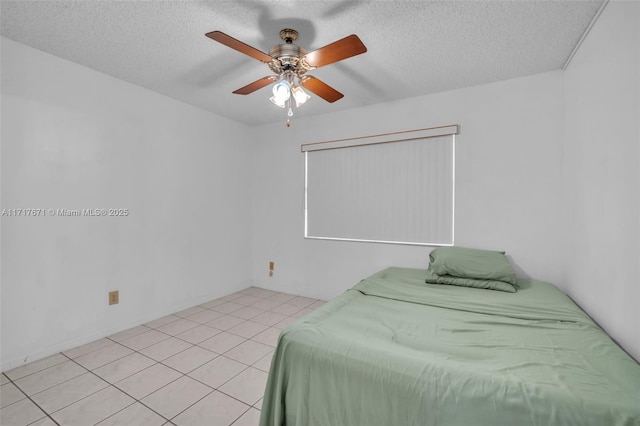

left=259, top=266, right=640, bottom=426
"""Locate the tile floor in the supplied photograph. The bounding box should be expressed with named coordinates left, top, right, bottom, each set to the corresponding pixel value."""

left=1, top=287, right=326, bottom=426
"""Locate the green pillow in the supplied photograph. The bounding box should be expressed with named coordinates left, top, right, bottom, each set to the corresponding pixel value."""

left=429, top=246, right=517, bottom=285
left=425, top=267, right=517, bottom=293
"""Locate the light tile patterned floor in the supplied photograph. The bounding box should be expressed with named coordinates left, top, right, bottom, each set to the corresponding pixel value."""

left=0, top=287, right=326, bottom=426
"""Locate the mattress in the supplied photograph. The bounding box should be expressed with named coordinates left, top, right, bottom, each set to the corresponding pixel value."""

left=259, top=267, right=640, bottom=426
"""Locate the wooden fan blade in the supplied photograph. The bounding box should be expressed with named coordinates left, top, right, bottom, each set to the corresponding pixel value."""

left=233, top=76, right=278, bottom=95
left=300, top=76, right=344, bottom=103
left=302, top=34, right=367, bottom=68
left=205, top=31, right=273, bottom=63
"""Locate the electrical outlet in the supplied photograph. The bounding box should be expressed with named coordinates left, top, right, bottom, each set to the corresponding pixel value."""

left=269, top=261, right=275, bottom=270
left=109, top=290, right=119, bottom=305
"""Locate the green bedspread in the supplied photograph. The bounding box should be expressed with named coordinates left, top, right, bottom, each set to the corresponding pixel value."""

left=260, top=267, right=640, bottom=426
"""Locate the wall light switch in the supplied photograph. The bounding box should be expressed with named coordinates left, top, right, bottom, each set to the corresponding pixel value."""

left=109, top=290, right=119, bottom=305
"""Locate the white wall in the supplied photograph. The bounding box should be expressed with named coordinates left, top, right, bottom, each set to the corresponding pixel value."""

left=251, top=71, right=565, bottom=300
left=1, top=38, right=253, bottom=371
left=563, top=1, right=640, bottom=361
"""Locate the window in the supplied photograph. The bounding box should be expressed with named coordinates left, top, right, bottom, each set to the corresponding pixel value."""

left=303, top=125, right=457, bottom=246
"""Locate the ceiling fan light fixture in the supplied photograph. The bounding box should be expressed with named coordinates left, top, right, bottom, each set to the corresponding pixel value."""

left=269, top=96, right=286, bottom=108
left=271, top=80, right=291, bottom=104
left=292, top=85, right=311, bottom=107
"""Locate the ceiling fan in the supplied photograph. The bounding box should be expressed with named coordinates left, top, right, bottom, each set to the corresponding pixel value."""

left=205, top=29, right=367, bottom=126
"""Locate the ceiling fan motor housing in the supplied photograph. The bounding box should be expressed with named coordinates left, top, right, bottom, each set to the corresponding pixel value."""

left=268, top=43, right=312, bottom=75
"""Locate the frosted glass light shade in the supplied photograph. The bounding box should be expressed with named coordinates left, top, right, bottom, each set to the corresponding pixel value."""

left=292, top=86, right=310, bottom=107
left=270, top=80, right=290, bottom=107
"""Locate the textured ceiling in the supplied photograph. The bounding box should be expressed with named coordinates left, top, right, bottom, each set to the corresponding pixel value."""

left=1, top=1, right=603, bottom=126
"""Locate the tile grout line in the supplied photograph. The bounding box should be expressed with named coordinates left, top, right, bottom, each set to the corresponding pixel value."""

left=223, top=404, right=255, bottom=426
left=62, top=354, right=173, bottom=425
left=3, top=368, right=62, bottom=426
left=228, top=403, right=261, bottom=426
left=3, top=356, right=68, bottom=383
